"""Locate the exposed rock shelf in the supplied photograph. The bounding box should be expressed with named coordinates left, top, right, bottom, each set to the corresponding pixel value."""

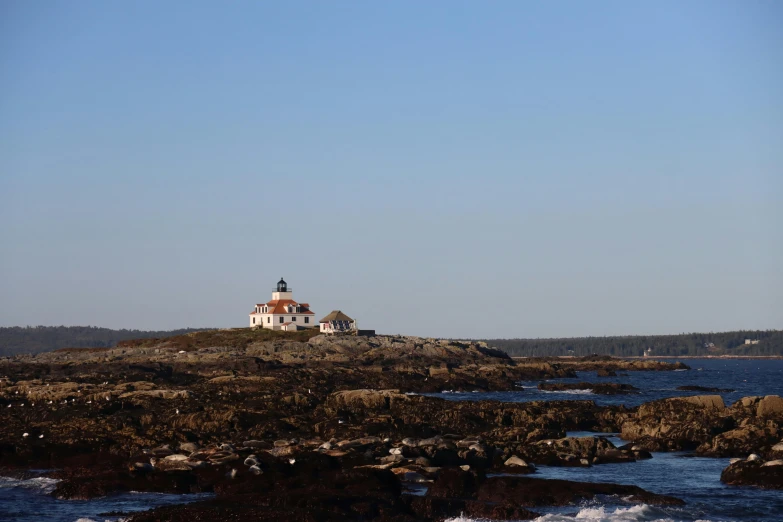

left=3, top=330, right=771, bottom=520
left=538, top=382, right=640, bottom=395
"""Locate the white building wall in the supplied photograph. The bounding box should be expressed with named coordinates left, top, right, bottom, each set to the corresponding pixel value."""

left=320, top=321, right=355, bottom=334
left=251, top=314, right=315, bottom=329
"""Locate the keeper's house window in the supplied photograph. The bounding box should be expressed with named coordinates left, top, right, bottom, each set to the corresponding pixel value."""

left=267, top=317, right=270, bottom=323
left=305, top=317, right=309, bottom=324
left=252, top=317, right=256, bottom=324
left=292, top=316, right=296, bottom=321
left=279, top=317, right=284, bottom=323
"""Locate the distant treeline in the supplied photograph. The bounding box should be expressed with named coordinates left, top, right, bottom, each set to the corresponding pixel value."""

left=0, top=326, right=211, bottom=357
left=485, top=330, right=783, bottom=357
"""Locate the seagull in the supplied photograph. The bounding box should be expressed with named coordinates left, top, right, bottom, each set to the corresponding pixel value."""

left=288, top=458, right=296, bottom=465
left=6, top=404, right=10, bottom=408
left=175, top=409, right=180, bottom=414
left=86, top=400, right=92, bottom=404
left=22, top=433, right=28, bottom=438
left=39, top=434, right=44, bottom=439
left=105, top=396, right=110, bottom=401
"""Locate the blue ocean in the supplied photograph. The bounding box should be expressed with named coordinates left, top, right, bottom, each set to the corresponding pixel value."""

left=2, top=358, right=782, bottom=522
left=437, top=358, right=783, bottom=522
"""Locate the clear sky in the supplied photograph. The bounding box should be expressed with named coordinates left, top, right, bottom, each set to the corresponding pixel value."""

left=1, top=1, right=781, bottom=339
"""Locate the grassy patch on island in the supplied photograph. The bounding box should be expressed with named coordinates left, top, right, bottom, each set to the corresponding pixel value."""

left=116, top=327, right=321, bottom=352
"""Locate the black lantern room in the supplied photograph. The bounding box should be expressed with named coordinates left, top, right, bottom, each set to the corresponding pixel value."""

left=276, top=277, right=288, bottom=292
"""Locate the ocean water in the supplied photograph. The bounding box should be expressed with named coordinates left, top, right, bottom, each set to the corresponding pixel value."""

left=436, top=359, right=783, bottom=522
left=2, top=359, right=782, bottom=521
left=0, top=475, right=211, bottom=522
left=431, top=358, right=783, bottom=407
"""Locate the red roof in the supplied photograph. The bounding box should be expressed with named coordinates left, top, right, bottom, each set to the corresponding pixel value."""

left=249, top=299, right=314, bottom=315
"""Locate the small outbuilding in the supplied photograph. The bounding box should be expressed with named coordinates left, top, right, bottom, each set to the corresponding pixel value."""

left=319, top=310, right=356, bottom=334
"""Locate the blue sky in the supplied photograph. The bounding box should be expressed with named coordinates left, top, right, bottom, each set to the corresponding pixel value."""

left=1, top=1, right=781, bottom=338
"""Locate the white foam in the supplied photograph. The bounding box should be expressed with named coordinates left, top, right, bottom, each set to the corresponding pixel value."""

left=531, top=504, right=697, bottom=522
left=539, top=389, right=594, bottom=395
left=0, top=475, right=60, bottom=494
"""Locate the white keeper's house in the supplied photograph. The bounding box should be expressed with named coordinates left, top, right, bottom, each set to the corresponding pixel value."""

left=249, top=278, right=316, bottom=331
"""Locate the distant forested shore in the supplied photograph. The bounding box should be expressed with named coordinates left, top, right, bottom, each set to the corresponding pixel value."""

left=485, top=330, right=783, bottom=358
left=2, top=325, right=781, bottom=358
left=0, top=326, right=211, bottom=357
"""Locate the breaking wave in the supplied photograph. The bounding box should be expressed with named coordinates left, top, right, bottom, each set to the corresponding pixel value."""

left=538, top=389, right=594, bottom=395
left=445, top=504, right=712, bottom=522
left=534, top=504, right=672, bottom=521
left=0, top=475, right=60, bottom=494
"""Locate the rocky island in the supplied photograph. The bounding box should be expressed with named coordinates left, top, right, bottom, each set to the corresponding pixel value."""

left=1, top=329, right=782, bottom=520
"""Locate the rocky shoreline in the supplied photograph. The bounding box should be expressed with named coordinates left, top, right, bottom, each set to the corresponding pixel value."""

left=1, top=331, right=781, bottom=520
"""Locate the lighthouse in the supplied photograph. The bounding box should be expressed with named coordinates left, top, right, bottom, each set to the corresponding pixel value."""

left=249, top=278, right=315, bottom=330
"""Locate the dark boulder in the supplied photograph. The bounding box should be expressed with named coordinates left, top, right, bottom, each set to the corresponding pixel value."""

left=721, top=459, right=783, bottom=489
left=538, top=382, right=638, bottom=395
left=677, top=386, right=734, bottom=392
left=475, top=476, right=684, bottom=506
